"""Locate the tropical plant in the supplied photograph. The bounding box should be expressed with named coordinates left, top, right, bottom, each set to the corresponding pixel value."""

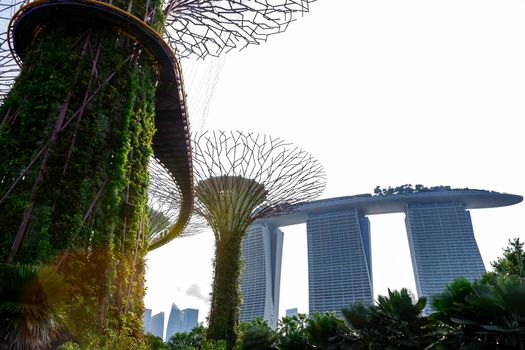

left=167, top=332, right=193, bottom=350
left=377, top=288, right=433, bottom=348
left=481, top=238, right=525, bottom=285
left=0, top=263, right=66, bottom=350
left=431, top=276, right=525, bottom=349
left=342, top=289, right=435, bottom=350
left=236, top=317, right=269, bottom=335
left=56, top=342, right=80, bottom=350
left=236, top=321, right=277, bottom=350
left=166, top=325, right=228, bottom=350
left=304, top=312, right=351, bottom=349
left=341, top=302, right=375, bottom=349
left=56, top=330, right=148, bottom=350
left=276, top=314, right=313, bottom=350
left=201, top=340, right=227, bottom=350
left=146, top=333, right=169, bottom=350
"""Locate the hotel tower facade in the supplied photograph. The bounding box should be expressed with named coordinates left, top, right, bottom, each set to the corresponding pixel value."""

left=239, top=188, right=522, bottom=324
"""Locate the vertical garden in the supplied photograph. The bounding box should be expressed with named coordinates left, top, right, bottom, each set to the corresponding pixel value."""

left=0, top=1, right=164, bottom=346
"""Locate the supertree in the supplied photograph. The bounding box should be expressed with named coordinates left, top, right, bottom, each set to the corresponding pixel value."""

left=192, top=131, right=326, bottom=348
left=0, top=0, right=315, bottom=344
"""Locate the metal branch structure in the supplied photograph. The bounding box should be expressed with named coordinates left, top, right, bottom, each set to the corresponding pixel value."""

left=148, top=157, right=205, bottom=249
left=192, top=130, right=325, bottom=348
left=193, top=131, right=326, bottom=230
left=164, top=0, right=314, bottom=59
left=0, top=0, right=315, bottom=96
left=148, top=157, right=185, bottom=243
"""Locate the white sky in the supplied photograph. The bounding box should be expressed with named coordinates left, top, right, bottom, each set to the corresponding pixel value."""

left=144, top=0, right=525, bottom=329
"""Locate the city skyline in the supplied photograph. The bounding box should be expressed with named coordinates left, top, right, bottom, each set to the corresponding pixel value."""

left=149, top=312, right=165, bottom=340
left=237, top=189, right=520, bottom=323
left=166, top=304, right=183, bottom=341
left=145, top=0, right=525, bottom=324
left=146, top=189, right=524, bottom=324
left=146, top=304, right=200, bottom=340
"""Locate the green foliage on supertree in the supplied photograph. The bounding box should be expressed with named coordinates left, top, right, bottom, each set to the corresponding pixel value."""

left=206, top=228, right=245, bottom=348
left=0, top=0, right=165, bottom=345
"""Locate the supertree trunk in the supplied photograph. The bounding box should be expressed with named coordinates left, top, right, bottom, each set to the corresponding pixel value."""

left=207, top=230, right=244, bottom=349
left=0, top=2, right=161, bottom=343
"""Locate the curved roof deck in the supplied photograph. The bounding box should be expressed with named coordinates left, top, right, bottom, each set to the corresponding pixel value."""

left=256, top=189, right=523, bottom=228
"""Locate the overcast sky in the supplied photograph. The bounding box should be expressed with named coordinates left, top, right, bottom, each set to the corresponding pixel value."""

left=144, top=0, right=525, bottom=329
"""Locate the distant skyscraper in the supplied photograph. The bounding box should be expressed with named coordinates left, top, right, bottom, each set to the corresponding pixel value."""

left=182, top=308, right=199, bottom=332
left=144, top=308, right=152, bottom=333
left=149, top=312, right=165, bottom=340
left=307, top=210, right=373, bottom=316
left=240, top=223, right=284, bottom=328
left=405, top=202, right=486, bottom=313
left=285, top=308, right=298, bottom=317
left=166, top=303, right=183, bottom=340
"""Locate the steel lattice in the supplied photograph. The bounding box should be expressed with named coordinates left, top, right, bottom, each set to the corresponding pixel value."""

left=0, top=0, right=314, bottom=97
left=192, top=130, right=326, bottom=234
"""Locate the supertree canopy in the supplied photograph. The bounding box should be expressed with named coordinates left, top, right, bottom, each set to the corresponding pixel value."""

left=0, top=0, right=315, bottom=96
left=147, top=157, right=187, bottom=246
left=0, top=0, right=315, bottom=345
left=192, top=131, right=326, bottom=348
left=163, top=0, right=314, bottom=59
left=148, top=156, right=205, bottom=249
